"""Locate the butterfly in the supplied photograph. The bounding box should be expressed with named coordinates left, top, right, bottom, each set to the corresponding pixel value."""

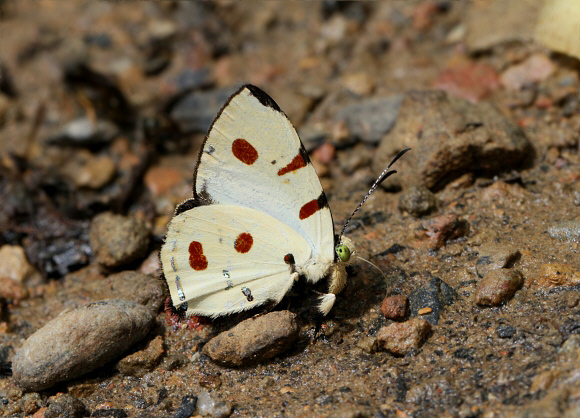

left=160, top=84, right=409, bottom=318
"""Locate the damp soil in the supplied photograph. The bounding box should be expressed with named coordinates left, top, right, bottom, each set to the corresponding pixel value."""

left=1, top=2, right=580, bottom=417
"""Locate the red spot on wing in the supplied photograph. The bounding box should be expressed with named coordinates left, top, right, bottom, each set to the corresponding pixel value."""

left=278, top=153, right=307, bottom=176
left=235, top=233, right=253, bottom=253
left=189, top=241, right=208, bottom=270
left=299, top=199, right=320, bottom=220
left=232, top=138, right=258, bottom=165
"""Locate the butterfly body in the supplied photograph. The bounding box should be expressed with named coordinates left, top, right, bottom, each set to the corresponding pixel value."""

left=160, top=84, right=352, bottom=318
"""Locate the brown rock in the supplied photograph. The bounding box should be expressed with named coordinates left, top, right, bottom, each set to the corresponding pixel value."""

left=117, top=335, right=164, bottom=376
left=380, top=295, right=408, bottom=320
left=0, top=276, right=29, bottom=302
left=398, top=186, right=438, bottom=218
left=475, top=269, right=524, bottom=306
left=12, top=299, right=156, bottom=391
left=61, top=150, right=116, bottom=189
left=475, top=242, right=521, bottom=278
left=144, top=166, right=183, bottom=196
left=202, top=311, right=300, bottom=367
left=425, top=214, right=470, bottom=250
left=90, top=212, right=150, bottom=269
left=533, top=263, right=580, bottom=287
left=373, top=90, right=531, bottom=190
left=376, top=318, right=432, bottom=355
left=0, top=245, right=41, bottom=284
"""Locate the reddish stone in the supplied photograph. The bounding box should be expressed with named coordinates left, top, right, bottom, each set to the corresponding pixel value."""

left=380, top=295, right=408, bottom=320
left=433, top=62, right=500, bottom=103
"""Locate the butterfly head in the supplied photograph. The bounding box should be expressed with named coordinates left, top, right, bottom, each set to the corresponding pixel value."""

left=335, top=236, right=355, bottom=265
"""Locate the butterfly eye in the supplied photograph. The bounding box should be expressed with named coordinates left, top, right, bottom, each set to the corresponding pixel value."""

left=335, top=244, right=351, bottom=262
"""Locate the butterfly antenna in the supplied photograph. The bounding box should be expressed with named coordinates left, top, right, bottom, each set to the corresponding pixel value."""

left=356, top=256, right=387, bottom=281
left=339, top=148, right=411, bottom=238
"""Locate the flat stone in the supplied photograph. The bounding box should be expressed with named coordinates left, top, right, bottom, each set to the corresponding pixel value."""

left=475, top=242, right=521, bottom=278
left=474, top=269, right=524, bottom=306
left=202, top=311, right=299, bottom=367
left=376, top=318, right=432, bottom=355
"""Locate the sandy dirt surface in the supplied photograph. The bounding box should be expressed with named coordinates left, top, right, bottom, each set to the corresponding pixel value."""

left=1, top=1, right=580, bottom=417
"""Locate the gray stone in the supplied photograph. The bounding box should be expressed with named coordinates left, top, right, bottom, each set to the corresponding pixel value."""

left=335, top=95, right=402, bottom=144
left=398, top=185, right=437, bottom=217
left=12, top=299, right=155, bottom=391
left=90, top=212, right=150, bottom=270
left=548, top=220, right=580, bottom=242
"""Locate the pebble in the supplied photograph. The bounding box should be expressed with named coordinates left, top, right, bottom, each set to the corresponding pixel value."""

left=500, top=54, right=555, bottom=91
left=398, top=186, right=437, bottom=217
left=61, top=150, right=116, bottom=189
left=21, top=392, right=41, bottom=415
left=116, top=335, right=164, bottom=376
left=197, top=390, right=233, bottom=418
left=380, top=294, right=408, bottom=320
left=170, top=87, right=239, bottom=133
left=144, top=166, right=184, bottom=196
left=565, top=292, right=580, bottom=308
left=547, top=220, right=580, bottom=242
left=432, top=62, right=500, bottom=103
left=341, top=72, right=374, bottom=96
left=408, top=277, right=456, bottom=325
left=475, top=242, right=521, bottom=278
left=530, top=370, right=557, bottom=393
left=424, top=214, right=470, bottom=250
left=47, top=117, right=119, bottom=147
left=334, top=95, right=403, bottom=144
left=0, top=245, right=41, bottom=284
left=497, top=325, right=516, bottom=338
left=89, top=212, right=150, bottom=270
left=44, top=393, right=87, bottom=418
left=356, top=336, right=378, bottom=354
left=373, top=90, right=531, bottom=190
left=474, top=268, right=524, bottom=306
left=12, top=299, right=156, bottom=391
left=202, top=311, right=299, bottom=367
left=174, top=395, right=197, bottom=418
left=376, top=318, right=432, bottom=355
left=533, top=263, right=580, bottom=287
left=0, top=276, right=29, bottom=302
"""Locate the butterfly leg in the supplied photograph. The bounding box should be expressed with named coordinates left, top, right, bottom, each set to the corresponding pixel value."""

left=328, top=263, right=347, bottom=294
left=317, top=293, right=336, bottom=315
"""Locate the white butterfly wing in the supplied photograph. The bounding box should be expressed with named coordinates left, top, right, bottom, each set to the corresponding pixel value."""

left=194, top=85, right=335, bottom=270
left=160, top=204, right=311, bottom=317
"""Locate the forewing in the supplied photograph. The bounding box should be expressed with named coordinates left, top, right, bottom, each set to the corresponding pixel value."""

left=194, top=85, right=334, bottom=266
left=160, top=204, right=311, bottom=317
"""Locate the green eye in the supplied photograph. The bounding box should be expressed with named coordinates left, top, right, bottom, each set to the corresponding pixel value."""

left=335, top=244, right=351, bottom=262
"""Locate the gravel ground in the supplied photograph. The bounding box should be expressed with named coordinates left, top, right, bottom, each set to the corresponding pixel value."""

left=1, top=2, right=580, bottom=417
